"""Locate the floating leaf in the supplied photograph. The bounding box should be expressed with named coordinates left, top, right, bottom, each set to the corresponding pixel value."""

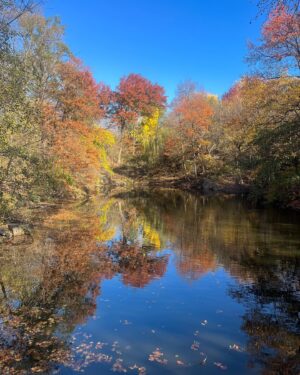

left=229, top=344, right=244, bottom=352
left=214, top=362, right=227, bottom=370
left=148, top=348, right=168, bottom=365
left=191, top=341, right=200, bottom=351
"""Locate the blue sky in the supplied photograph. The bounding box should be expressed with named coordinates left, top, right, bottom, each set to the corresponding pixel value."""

left=44, top=0, right=263, bottom=101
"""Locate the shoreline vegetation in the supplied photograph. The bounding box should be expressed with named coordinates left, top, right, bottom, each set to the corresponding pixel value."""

left=0, top=0, right=300, bottom=225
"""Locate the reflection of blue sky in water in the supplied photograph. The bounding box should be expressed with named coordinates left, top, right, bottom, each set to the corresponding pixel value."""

left=62, top=264, right=252, bottom=374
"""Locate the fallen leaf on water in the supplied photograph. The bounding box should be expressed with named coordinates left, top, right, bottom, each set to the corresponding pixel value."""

left=229, top=344, right=244, bottom=352
left=111, top=341, right=119, bottom=352
left=214, top=362, right=227, bottom=370
left=112, top=358, right=127, bottom=373
left=120, top=320, right=132, bottom=325
left=191, top=341, right=200, bottom=351
left=129, top=364, right=147, bottom=375
left=95, top=341, right=106, bottom=350
left=148, top=348, right=168, bottom=365
left=200, top=357, right=207, bottom=366
left=200, top=352, right=207, bottom=366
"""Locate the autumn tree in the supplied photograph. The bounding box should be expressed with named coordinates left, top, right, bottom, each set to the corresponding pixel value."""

left=164, top=87, right=216, bottom=178
left=219, top=75, right=300, bottom=204
left=172, top=80, right=198, bottom=105
left=45, top=58, right=114, bottom=194
left=0, top=9, right=57, bottom=213
left=19, top=13, right=70, bottom=107
left=248, top=77, right=300, bottom=205
left=0, top=9, right=115, bottom=217
left=217, top=78, right=257, bottom=183
left=249, top=4, right=300, bottom=75
left=257, top=0, right=300, bottom=14
left=0, top=0, right=37, bottom=51
left=109, top=73, right=166, bottom=163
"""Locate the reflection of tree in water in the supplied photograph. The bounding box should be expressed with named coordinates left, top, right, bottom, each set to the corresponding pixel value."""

left=229, top=257, right=300, bottom=374
left=0, top=207, right=109, bottom=373
left=0, top=192, right=299, bottom=373
left=114, top=190, right=219, bottom=280
left=0, top=200, right=169, bottom=374
left=116, top=189, right=300, bottom=373
left=118, top=190, right=300, bottom=277
left=107, top=199, right=169, bottom=287
left=106, top=243, right=169, bottom=288
left=176, top=246, right=216, bottom=280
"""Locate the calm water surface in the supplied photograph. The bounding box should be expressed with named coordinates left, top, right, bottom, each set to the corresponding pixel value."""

left=0, top=190, right=299, bottom=374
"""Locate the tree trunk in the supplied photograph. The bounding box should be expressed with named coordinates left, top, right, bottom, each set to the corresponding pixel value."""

left=118, top=143, right=123, bottom=165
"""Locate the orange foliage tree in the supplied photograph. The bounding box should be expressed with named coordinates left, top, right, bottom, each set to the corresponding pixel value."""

left=164, top=88, right=216, bottom=177
left=45, top=58, right=111, bottom=194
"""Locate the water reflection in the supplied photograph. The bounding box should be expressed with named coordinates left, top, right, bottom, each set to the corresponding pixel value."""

left=0, top=190, right=299, bottom=374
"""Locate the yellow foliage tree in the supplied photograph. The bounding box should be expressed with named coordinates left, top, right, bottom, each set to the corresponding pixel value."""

left=138, top=108, right=160, bottom=149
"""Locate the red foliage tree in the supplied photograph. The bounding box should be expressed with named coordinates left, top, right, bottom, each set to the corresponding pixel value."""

left=249, top=5, right=300, bottom=73
left=113, top=74, right=166, bottom=130
left=109, top=74, right=166, bottom=163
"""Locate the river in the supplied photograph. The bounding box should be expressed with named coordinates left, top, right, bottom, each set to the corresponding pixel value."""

left=0, top=190, right=299, bottom=374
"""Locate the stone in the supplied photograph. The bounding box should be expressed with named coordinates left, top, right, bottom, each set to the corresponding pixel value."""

left=8, top=224, right=25, bottom=237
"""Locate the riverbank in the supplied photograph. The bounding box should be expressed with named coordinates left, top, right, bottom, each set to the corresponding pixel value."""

left=108, top=164, right=300, bottom=211
left=111, top=164, right=246, bottom=192
left=0, top=166, right=298, bottom=232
